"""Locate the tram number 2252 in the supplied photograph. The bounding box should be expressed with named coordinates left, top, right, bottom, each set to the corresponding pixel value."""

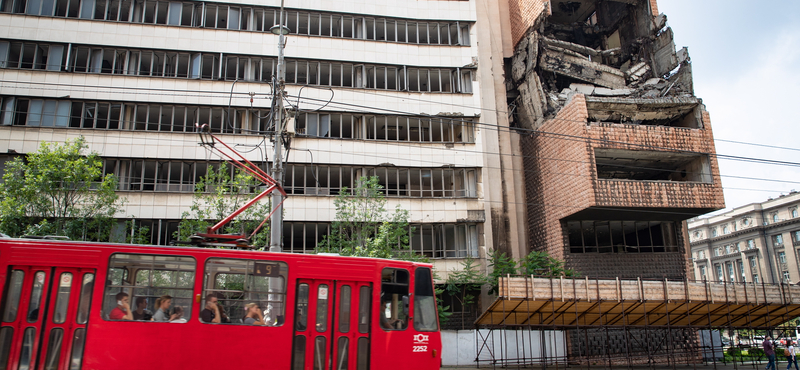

left=412, top=346, right=428, bottom=353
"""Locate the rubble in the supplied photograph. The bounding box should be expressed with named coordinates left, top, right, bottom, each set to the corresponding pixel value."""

left=507, top=0, right=696, bottom=130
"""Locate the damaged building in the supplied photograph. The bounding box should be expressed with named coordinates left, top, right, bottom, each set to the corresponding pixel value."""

left=509, top=0, right=724, bottom=280
left=504, top=0, right=726, bottom=364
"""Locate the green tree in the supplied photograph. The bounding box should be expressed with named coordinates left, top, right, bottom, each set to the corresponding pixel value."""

left=444, top=257, right=489, bottom=329
left=520, top=251, right=577, bottom=277
left=318, top=176, right=420, bottom=260
left=487, top=250, right=518, bottom=295
left=0, top=137, right=123, bottom=240
left=173, top=163, right=272, bottom=248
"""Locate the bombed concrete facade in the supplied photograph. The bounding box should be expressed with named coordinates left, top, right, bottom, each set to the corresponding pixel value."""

left=507, top=0, right=725, bottom=279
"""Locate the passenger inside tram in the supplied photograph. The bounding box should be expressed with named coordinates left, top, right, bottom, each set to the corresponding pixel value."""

left=153, top=295, right=173, bottom=322
left=200, top=295, right=222, bottom=323
left=110, top=292, right=133, bottom=320
left=132, top=297, right=153, bottom=321
left=244, top=303, right=265, bottom=325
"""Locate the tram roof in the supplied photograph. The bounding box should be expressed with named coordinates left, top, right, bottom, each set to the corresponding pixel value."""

left=475, top=276, right=800, bottom=329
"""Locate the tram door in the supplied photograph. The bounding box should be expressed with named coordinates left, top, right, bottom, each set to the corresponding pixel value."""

left=292, top=279, right=372, bottom=370
left=0, top=266, right=96, bottom=370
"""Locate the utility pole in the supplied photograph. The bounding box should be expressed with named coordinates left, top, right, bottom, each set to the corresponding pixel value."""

left=269, top=0, right=288, bottom=252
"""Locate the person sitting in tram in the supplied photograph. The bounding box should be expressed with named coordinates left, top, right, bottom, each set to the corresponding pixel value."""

left=169, top=306, right=187, bottom=323
left=153, top=295, right=173, bottom=322
left=380, top=298, right=401, bottom=330
left=110, top=292, right=133, bottom=320
left=243, top=303, right=265, bottom=325
left=200, top=294, right=222, bottom=323
left=132, top=297, right=152, bottom=321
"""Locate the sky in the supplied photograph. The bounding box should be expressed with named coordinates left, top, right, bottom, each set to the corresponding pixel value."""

left=656, top=0, right=800, bottom=215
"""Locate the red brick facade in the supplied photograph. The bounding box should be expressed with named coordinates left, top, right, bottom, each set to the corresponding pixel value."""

left=520, top=94, right=725, bottom=278
left=508, top=0, right=550, bottom=47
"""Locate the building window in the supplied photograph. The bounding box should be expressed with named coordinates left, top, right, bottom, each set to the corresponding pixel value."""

left=753, top=274, right=759, bottom=283
left=793, top=231, right=800, bottom=245
left=296, top=113, right=476, bottom=143
left=726, top=262, right=734, bottom=282
left=747, top=239, right=755, bottom=249
left=699, top=266, right=706, bottom=280
left=734, top=242, right=741, bottom=252
left=779, top=251, right=787, bottom=264
left=724, top=245, right=731, bottom=254
left=410, top=223, right=479, bottom=258
left=566, top=220, right=680, bottom=253
left=699, top=250, right=705, bottom=259
left=738, top=262, right=745, bottom=282
left=715, top=264, right=723, bottom=282
left=742, top=217, right=750, bottom=226
left=774, top=234, right=784, bottom=246
left=749, top=256, right=757, bottom=268
left=711, top=228, right=717, bottom=237
left=0, top=40, right=473, bottom=93
left=723, top=225, right=729, bottom=234
left=773, top=213, right=780, bottom=223
left=783, top=271, right=791, bottom=282
left=793, top=208, right=799, bottom=218
left=713, top=248, right=721, bottom=257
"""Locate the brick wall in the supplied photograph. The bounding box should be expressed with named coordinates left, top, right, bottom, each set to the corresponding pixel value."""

left=522, top=94, right=595, bottom=260
left=650, top=0, right=659, bottom=15
left=521, top=94, right=724, bottom=278
left=507, top=0, right=550, bottom=47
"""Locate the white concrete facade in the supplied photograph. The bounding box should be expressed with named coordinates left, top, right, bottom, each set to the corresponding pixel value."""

left=688, top=192, right=800, bottom=284
left=0, top=0, right=522, bottom=281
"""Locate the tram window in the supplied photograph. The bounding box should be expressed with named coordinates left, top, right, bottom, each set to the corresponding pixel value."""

left=53, top=273, right=73, bottom=324
left=76, top=273, right=95, bottom=324
left=296, top=283, right=309, bottom=331
left=27, top=271, right=46, bottom=323
left=338, top=285, right=351, bottom=333
left=204, top=258, right=288, bottom=326
left=1, top=270, right=24, bottom=322
left=357, top=286, right=370, bottom=334
left=315, top=285, right=329, bottom=332
left=0, top=327, right=12, bottom=370
left=103, top=254, right=195, bottom=322
left=292, top=335, right=306, bottom=370
left=43, top=328, right=64, bottom=370
left=379, top=268, right=409, bottom=330
left=19, top=327, right=35, bottom=370
left=356, top=337, right=369, bottom=370
left=413, top=267, right=438, bottom=331
left=69, top=328, right=86, bottom=370
left=336, top=337, right=349, bottom=370
left=313, top=337, right=326, bottom=370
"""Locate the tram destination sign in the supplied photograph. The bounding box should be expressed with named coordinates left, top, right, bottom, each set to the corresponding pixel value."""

left=253, top=262, right=280, bottom=277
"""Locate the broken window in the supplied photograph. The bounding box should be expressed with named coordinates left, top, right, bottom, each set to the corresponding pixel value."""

left=566, top=220, right=679, bottom=253
left=283, top=164, right=477, bottom=199
left=410, top=223, right=479, bottom=258
left=594, top=148, right=712, bottom=183
left=0, top=41, right=63, bottom=70
left=282, top=222, right=330, bottom=253
left=295, top=113, right=474, bottom=143
left=587, top=99, right=702, bottom=128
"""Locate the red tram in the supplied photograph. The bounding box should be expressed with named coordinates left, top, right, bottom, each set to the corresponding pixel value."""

left=0, top=238, right=442, bottom=370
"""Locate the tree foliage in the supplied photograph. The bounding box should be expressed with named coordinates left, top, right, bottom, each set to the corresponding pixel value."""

left=318, top=176, right=420, bottom=260
left=443, top=257, right=490, bottom=328
left=487, top=249, right=576, bottom=294
left=173, top=164, right=272, bottom=248
left=0, top=137, right=123, bottom=240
